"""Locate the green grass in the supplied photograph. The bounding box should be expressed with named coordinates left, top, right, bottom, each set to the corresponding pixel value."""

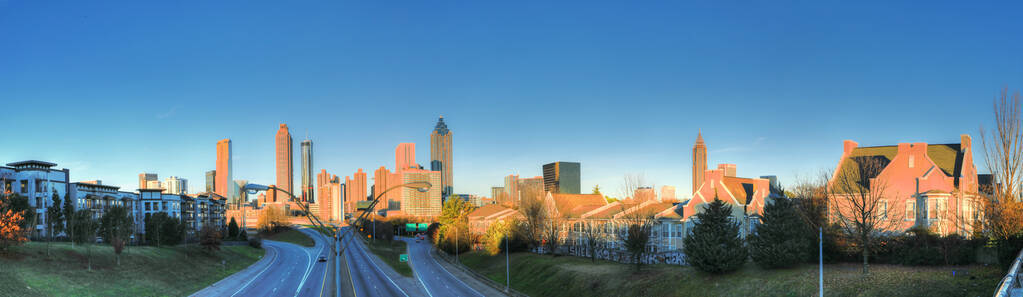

left=361, top=238, right=413, bottom=277
left=265, top=228, right=315, bottom=247
left=459, top=251, right=1002, bottom=297
left=0, top=241, right=264, bottom=297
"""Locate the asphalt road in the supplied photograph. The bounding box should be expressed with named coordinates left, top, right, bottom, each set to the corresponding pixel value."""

left=402, top=237, right=486, bottom=297
left=191, top=228, right=332, bottom=297
left=340, top=226, right=413, bottom=297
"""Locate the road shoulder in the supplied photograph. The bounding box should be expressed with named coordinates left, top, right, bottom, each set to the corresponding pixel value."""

left=428, top=246, right=515, bottom=297
left=189, top=244, right=274, bottom=297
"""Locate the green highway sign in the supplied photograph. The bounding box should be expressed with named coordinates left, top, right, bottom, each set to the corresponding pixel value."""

left=406, top=223, right=417, bottom=232
left=399, top=254, right=408, bottom=262
left=418, top=223, right=429, bottom=232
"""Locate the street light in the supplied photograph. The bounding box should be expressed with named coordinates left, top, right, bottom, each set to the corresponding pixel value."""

left=340, top=181, right=431, bottom=253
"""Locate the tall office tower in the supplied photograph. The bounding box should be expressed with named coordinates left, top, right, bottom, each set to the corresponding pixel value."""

left=373, top=166, right=393, bottom=209
left=205, top=170, right=216, bottom=193
left=399, top=169, right=442, bottom=217
left=491, top=187, right=504, bottom=204
left=503, top=175, right=519, bottom=206
left=692, top=131, right=707, bottom=195
left=234, top=180, right=248, bottom=204
left=344, top=168, right=367, bottom=214
left=165, top=176, right=188, bottom=195
left=216, top=139, right=233, bottom=202
left=301, top=139, right=313, bottom=203
left=660, top=185, right=677, bottom=201
left=517, top=176, right=544, bottom=201
left=146, top=180, right=163, bottom=190
left=276, top=123, right=293, bottom=200
left=139, top=173, right=157, bottom=190
left=430, top=116, right=453, bottom=200
left=542, top=162, right=581, bottom=194
left=395, top=143, right=416, bottom=171
left=317, top=169, right=338, bottom=221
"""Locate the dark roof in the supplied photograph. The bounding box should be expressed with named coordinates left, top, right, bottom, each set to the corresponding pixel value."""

left=835, top=143, right=964, bottom=192
left=433, top=116, right=450, bottom=135
left=6, top=160, right=57, bottom=167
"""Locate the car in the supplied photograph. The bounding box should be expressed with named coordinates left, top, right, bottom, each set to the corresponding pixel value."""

left=318, top=255, right=327, bottom=262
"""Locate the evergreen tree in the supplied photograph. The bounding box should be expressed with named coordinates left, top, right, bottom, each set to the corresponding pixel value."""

left=749, top=198, right=809, bottom=268
left=683, top=198, right=748, bottom=274
left=63, top=193, right=75, bottom=248
left=46, top=191, right=65, bottom=256
left=228, top=217, right=239, bottom=239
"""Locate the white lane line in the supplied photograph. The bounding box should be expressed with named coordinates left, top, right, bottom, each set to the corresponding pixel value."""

left=231, top=245, right=280, bottom=297
left=295, top=230, right=317, bottom=297
left=344, top=235, right=360, bottom=297
left=425, top=240, right=485, bottom=297
left=354, top=237, right=410, bottom=297
left=408, top=241, right=436, bottom=297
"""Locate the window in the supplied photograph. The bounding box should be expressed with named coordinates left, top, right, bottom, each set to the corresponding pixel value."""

left=878, top=200, right=888, bottom=220
left=20, top=180, right=27, bottom=193
left=906, top=201, right=915, bottom=221
left=145, top=202, right=150, bottom=211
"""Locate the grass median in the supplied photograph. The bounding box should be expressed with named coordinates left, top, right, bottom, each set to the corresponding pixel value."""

left=0, top=241, right=264, bottom=297
left=360, top=237, right=413, bottom=277
left=264, top=228, right=315, bottom=247
left=459, top=251, right=1001, bottom=297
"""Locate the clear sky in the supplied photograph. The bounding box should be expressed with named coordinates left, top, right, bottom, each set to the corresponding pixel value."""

left=1, top=1, right=1021, bottom=197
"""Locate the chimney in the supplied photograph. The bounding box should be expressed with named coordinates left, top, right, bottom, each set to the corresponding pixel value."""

left=718, top=164, right=737, bottom=177
left=961, top=134, right=972, bottom=152
left=844, top=140, right=859, bottom=154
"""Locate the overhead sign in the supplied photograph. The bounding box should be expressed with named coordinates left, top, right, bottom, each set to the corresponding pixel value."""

left=406, top=223, right=417, bottom=232
left=418, top=223, right=429, bottom=232
left=399, top=254, right=408, bottom=262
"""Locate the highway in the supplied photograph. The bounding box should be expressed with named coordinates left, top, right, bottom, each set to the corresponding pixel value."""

left=339, top=226, right=414, bottom=297
left=402, top=237, right=486, bottom=297
left=191, top=227, right=333, bottom=297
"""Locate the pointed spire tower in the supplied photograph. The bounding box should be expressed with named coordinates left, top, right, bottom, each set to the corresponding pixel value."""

left=431, top=115, right=453, bottom=200
left=692, top=130, right=707, bottom=195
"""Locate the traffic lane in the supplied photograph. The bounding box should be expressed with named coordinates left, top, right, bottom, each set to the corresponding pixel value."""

left=233, top=240, right=312, bottom=297
left=343, top=232, right=410, bottom=297
left=297, top=227, right=332, bottom=297
left=403, top=238, right=484, bottom=297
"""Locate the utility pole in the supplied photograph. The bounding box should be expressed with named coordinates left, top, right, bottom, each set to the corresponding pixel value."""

left=819, top=226, right=823, bottom=297
left=505, top=232, right=510, bottom=292
left=456, top=229, right=459, bottom=263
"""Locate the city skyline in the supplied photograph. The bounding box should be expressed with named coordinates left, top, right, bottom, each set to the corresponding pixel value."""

left=2, top=1, right=1021, bottom=197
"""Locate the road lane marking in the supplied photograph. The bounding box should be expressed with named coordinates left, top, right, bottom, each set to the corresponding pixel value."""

left=295, top=229, right=318, bottom=297
left=407, top=242, right=436, bottom=297
left=353, top=236, right=409, bottom=297
left=419, top=239, right=486, bottom=297
left=231, top=244, right=280, bottom=297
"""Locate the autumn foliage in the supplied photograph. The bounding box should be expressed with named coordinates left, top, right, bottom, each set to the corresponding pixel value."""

left=0, top=193, right=28, bottom=251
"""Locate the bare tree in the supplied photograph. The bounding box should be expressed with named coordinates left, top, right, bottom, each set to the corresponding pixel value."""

left=518, top=186, right=546, bottom=251
left=616, top=204, right=656, bottom=271
left=541, top=213, right=564, bottom=256
left=580, top=220, right=604, bottom=262
left=981, top=88, right=1023, bottom=239
left=829, top=157, right=904, bottom=274
left=620, top=174, right=647, bottom=201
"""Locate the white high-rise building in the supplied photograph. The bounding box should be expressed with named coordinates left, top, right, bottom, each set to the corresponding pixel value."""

left=165, top=176, right=188, bottom=195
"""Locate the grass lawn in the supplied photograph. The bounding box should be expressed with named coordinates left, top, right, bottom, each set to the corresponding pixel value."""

left=0, top=241, right=264, bottom=297
left=264, top=228, right=315, bottom=247
left=459, top=251, right=1002, bottom=297
left=361, top=238, right=413, bottom=277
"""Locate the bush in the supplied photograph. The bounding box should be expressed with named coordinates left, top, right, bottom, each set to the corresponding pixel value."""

left=238, top=229, right=248, bottom=241
left=248, top=236, right=263, bottom=249
left=228, top=218, right=239, bottom=239
left=872, top=227, right=981, bottom=266
left=200, top=225, right=222, bottom=252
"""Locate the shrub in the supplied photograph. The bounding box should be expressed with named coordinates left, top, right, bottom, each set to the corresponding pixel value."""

left=200, top=225, right=223, bottom=252
left=228, top=218, right=239, bottom=239
left=248, top=236, right=263, bottom=249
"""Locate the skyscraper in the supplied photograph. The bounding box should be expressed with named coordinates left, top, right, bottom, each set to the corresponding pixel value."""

left=430, top=116, right=453, bottom=199
left=317, top=169, right=339, bottom=221
left=205, top=170, right=216, bottom=193
left=276, top=124, right=293, bottom=199
left=344, top=168, right=367, bottom=214
left=301, top=139, right=313, bottom=203
left=399, top=169, right=442, bottom=217
left=542, top=161, right=580, bottom=194
left=395, top=143, right=416, bottom=171
left=165, top=176, right=187, bottom=195
left=139, top=173, right=157, bottom=190
left=373, top=166, right=396, bottom=210
left=216, top=139, right=233, bottom=202
left=692, top=131, right=707, bottom=195
left=503, top=174, right=519, bottom=205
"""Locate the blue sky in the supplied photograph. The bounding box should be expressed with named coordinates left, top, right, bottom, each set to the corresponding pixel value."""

left=1, top=1, right=1021, bottom=197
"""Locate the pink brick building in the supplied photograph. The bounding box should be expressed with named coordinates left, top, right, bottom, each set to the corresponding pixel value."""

left=828, top=135, right=981, bottom=235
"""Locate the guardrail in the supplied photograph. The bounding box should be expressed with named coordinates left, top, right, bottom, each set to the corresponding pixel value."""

left=994, top=248, right=1023, bottom=297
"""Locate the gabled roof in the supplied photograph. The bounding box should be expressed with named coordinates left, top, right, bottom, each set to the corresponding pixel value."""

left=614, top=201, right=675, bottom=220
left=469, top=204, right=509, bottom=218
left=835, top=143, right=965, bottom=193
left=581, top=201, right=633, bottom=219
left=721, top=176, right=758, bottom=205
left=550, top=193, right=607, bottom=218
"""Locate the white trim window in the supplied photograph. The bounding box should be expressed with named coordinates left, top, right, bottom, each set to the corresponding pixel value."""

left=906, top=200, right=915, bottom=221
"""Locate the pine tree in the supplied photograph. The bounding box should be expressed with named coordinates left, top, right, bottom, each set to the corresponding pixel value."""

left=46, top=191, right=65, bottom=256
left=749, top=197, right=809, bottom=268
left=228, top=217, right=239, bottom=239
left=683, top=198, right=748, bottom=274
